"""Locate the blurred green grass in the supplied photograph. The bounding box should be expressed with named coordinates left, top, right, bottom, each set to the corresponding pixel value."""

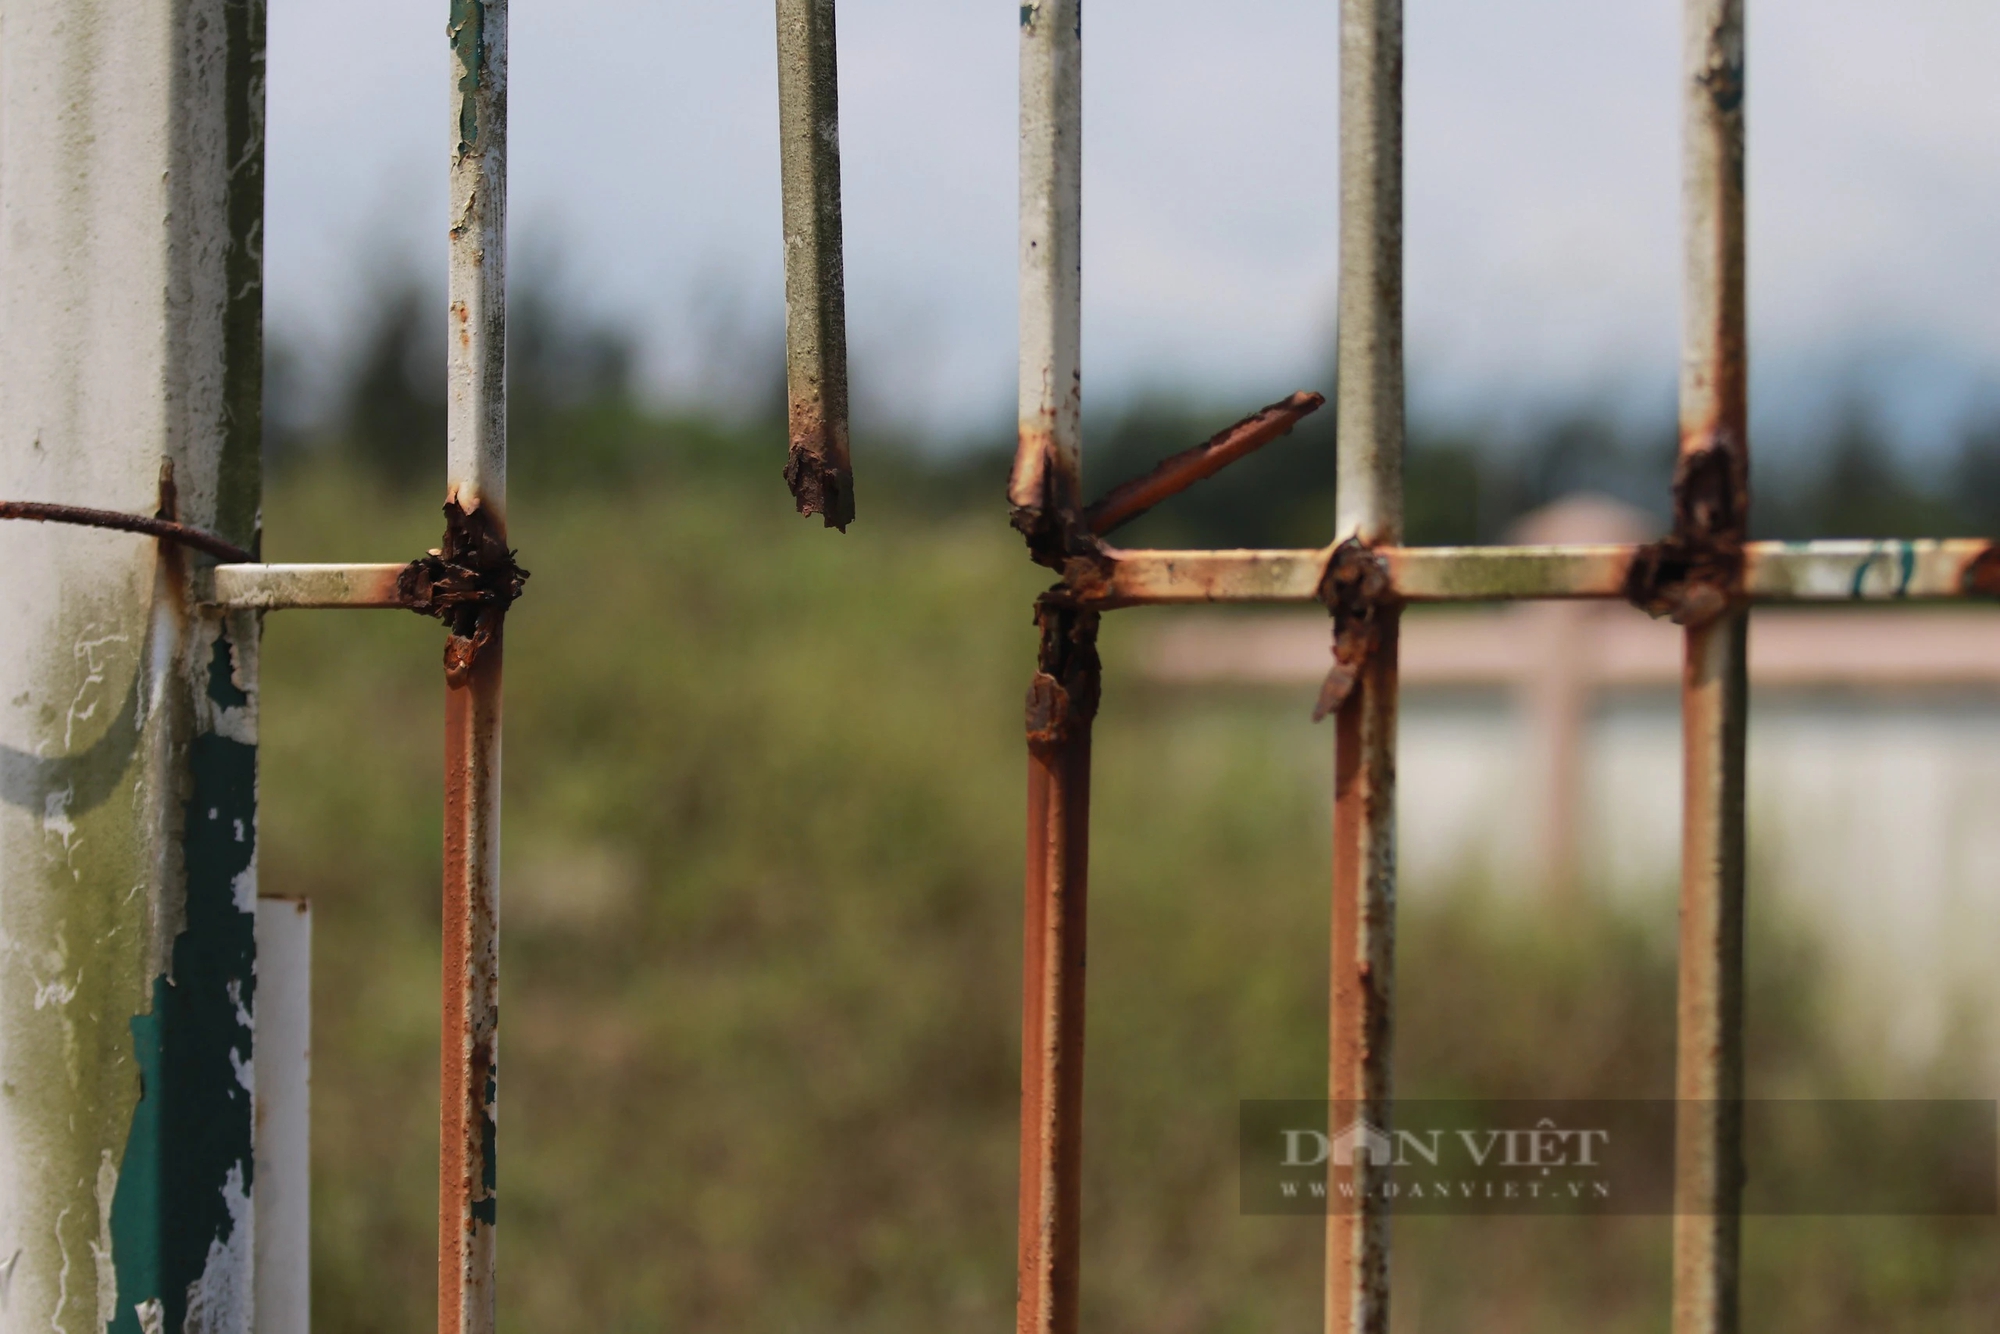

left=258, top=461, right=1994, bottom=1333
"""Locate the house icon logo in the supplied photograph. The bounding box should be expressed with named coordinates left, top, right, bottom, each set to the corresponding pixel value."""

left=1330, top=1118, right=1395, bottom=1167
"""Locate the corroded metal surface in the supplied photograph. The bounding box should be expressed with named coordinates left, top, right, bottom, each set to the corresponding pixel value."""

left=776, top=0, right=854, bottom=529
left=1063, top=547, right=1330, bottom=607
left=443, top=2, right=508, bottom=1330
left=1313, top=539, right=1395, bottom=721
left=1014, top=8, right=1088, bottom=1328
left=1010, top=0, right=1084, bottom=562
left=1017, top=602, right=1097, bottom=1334
left=0, top=498, right=256, bottom=564
left=1327, top=0, right=1403, bottom=1327
left=1059, top=540, right=2000, bottom=609
left=400, top=500, right=529, bottom=686
left=441, top=631, right=503, bottom=1334
left=1083, top=391, right=1323, bottom=536
left=1671, top=2, right=1747, bottom=1330
left=209, top=563, right=411, bottom=609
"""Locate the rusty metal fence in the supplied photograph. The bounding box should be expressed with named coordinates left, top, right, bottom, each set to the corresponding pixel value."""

left=3, top=1, right=1987, bottom=1331
left=989, top=2, right=1997, bottom=1333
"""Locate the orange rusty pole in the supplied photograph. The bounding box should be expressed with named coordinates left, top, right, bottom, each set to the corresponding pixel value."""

left=1325, top=0, right=1403, bottom=1329
left=1013, top=3, right=1091, bottom=1333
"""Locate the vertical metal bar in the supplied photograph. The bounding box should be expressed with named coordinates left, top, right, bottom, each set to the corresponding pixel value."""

left=1673, top=1, right=1748, bottom=1330
left=1009, top=0, right=1083, bottom=547
left=776, top=0, right=855, bottom=530
left=1018, top=604, right=1098, bottom=1334
left=1015, top=6, right=1089, bottom=1334
left=1327, top=0, right=1403, bottom=1330
left=0, top=2, right=265, bottom=1329
left=443, top=2, right=507, bottom=1332
left=254, top=898, right=313, bottom=1334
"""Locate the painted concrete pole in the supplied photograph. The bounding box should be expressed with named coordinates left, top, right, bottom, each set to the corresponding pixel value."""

left=0, top=2, right=266, bottom=1332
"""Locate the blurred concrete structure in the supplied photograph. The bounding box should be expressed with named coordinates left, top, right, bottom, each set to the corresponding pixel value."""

left=1145, top=495, right=2000, bottom=1075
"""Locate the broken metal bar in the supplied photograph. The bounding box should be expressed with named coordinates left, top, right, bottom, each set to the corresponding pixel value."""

left=1673, top=1, right=1748, bottom=1330
left=443, top=0, right=508, bottom=1330
left=1327, top=0, right=1403, bottom=1327
left=776, top=0, right=854, bottom=530
left=1082, top=391, right=1325, bottom=536
left=208, top=563, right=410, bottom=609
left=0, top=497, right=256, bottom=563
left=1010, top=0, right=1085, bottom=562
left=1018, top=599, right=1097, bottom=1334
left=1015, top=5, right=1088, bottom=1333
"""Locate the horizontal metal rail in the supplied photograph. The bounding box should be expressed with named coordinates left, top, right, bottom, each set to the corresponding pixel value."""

left=201, top=539, right=2000, bottom=616
left=1063, top=539, right=2000, bottom=609
left=207, top=563, right=410, bottom=609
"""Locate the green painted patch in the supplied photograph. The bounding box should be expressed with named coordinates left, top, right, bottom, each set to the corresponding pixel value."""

left=109, top=634, right=257, bottom=1334
left=449, top=0, right=487, bottom=154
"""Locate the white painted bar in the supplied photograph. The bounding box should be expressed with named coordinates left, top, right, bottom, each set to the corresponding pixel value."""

left=211, top=564, right=409, bottom=610
left=255, top=899, right=312, bottom=1334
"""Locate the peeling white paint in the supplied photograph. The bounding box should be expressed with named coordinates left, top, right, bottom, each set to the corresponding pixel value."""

left=50, top=1202, right=71, bottom=1334
left=62, top=635, right=127, bottom=753
left=225, top=979, right=250, bottom=1031
left=180, top=1162, right=250, bottom=1334
left=133, top=1299, right=163, bottom=1334
left=40, top=789, right=74, bottom=853
left=89, top=1154, right=116, bottom=1331
left=29, top=976, right=77, bottom=1012
left=229, top=868, right=255, bottom=917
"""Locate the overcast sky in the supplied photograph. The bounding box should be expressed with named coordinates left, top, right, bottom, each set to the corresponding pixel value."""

left=268, top=0, right=2000, bottom=452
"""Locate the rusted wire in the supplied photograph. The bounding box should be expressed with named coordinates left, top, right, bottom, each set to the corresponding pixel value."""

left=0, top=499, right=255, bottom=564
left=1082, top=391, right=1324, bottom=537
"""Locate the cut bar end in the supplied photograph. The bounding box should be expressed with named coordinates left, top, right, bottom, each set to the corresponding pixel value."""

left=784, top=443, right=855, bottom=532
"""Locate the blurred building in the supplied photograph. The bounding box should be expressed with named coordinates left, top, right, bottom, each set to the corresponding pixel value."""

left=1145, top=496, right=2000, bottom=1078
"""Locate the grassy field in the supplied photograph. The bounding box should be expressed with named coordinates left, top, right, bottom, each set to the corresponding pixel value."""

left=257, top=459, right=1994, bottom=1332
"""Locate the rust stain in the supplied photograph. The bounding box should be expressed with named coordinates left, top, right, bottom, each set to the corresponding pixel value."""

left=439, top=619, right=502, bottom=1330
left=1017, top=598, right=1096, bottom=1334
left=399, top=499, right=529, bottom=686
left=1025, top=599, right=1100, bottom=749
left=1313, top=538, right=1395, bottom=721
left=1959, top=544, right=2000, bottom=598
left=1623, top=444, right=1745, bottom=626
left=783, top=398, right=855, bottom=532
left=1010, top=423, right=1080, bottom=570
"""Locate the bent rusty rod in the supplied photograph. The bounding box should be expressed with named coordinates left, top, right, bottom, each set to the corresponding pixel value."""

left=0, top=499, right=255, bottom=564
left=776, top=0, right=854, bottom=530
left=1083, top=391, right=1324, bottom=536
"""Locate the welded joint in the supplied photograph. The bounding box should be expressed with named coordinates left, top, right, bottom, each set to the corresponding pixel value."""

left=1313, top=537, right=1396, bottom=721
left=1960, top=546, right=2000, bottom=599
left=399, top=499, right=529, bottom=686
left=1623, top=444, right=1745, bottom=625
left=1025, top=597, right=1100, bottom=748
